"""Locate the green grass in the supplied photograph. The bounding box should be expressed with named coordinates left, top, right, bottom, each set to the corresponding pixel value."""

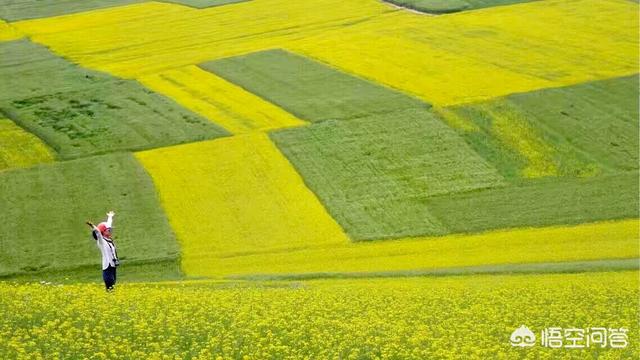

left=0, top=258, right=185, bottom=284
left=0, top=152, right=180, bottom=277
left=426, top=171, right=639, bottom=234
left=0, top=40, right=113, bottom=101
left=0, top=0, right=250, bottom=21
left=444, top=75, right=639, bottom=180
left=384, top=0, right=537, bottom=14
left=161, top=0, right=249, bottom=9
left=0, top=40, right=229, bottom=159
left=231, top=258, right=640, bottom=281
left=201, top=49, right=429, bottom=123
left=271, top=108, right=506, bottom=240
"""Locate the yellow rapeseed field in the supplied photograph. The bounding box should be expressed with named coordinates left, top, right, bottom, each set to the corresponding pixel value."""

left=0, top=20, right=22, bottom=41
left=203, top=219, right=640, bottom=277
left=12, top=0, right=393, bottom=77
left=0, top=118, right=54, bottom=171
left=138, top=66, right=304, bottom=134
left=13, top=0, right=638, bottom=106
left=135, top=134, right=349, bottom=276
left=0, top=271, right=637, bottom=359
left=289, top=0, right=639, bottom=105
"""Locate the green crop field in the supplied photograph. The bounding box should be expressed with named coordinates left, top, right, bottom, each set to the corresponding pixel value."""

left=426, top=172, right=639, bottom=233
left=442, top=75, right=639, bottom=180
left=384, top=0, right=537, bottom=14
left=202, top=49, right=429, bottom=122
left=0, top=0, right=638, bottom=358
left=0, top=153, right=179, bottom=277
left=272, top=108, right=505, bottom=240
left=0, top=40, right=228, bottom=159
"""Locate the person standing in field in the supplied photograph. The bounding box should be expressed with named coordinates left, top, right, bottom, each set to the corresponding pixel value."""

left=86, top=211, right=120, bottom=292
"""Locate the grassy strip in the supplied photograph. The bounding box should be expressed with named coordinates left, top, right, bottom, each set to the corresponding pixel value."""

left=0, top=258, right=184, bottom=284
left=383, top=0, right=536, bottom=14
left=201, top=49, right=429, bottom=123
left=271, top=108, right=505, bottom=240
left=160, top=0, right=250, bottom=9
left=427, top=172, right=639, bottom=234
left=0, top=40, right=229, bottom=159
left=441, top=75, right=639, bottom=179
left=0, top=153, right=180, bottom=276
left=229, top=258, right=640, bottom=281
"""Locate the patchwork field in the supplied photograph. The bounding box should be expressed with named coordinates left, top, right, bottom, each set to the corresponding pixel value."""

left=138, top=65, right=304, bottom=134
left=0, top=0, right=638, bottom=357
left=135, top=134, right=349, bottom=276
left=441, top=75, right=639, bottom=179
left=0, top=40, right=229, bottom=160
left=203, top=49, right=429, bottom=122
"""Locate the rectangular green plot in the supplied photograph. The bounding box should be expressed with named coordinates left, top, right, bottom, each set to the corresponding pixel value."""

left=0, top=153, right=179, bottom=277
left=0, top=0, right=146, bottom=22
left=161, top=0, right=250, bottom=9
left=0, top=0, right=250, bottom=21
left=0, top=40, right=229, bottom=159
left=0, top=40, right=113, bottom=101
left=271, top=108, right=506, bottom=240
left=201, top=49, right=429, bottom=123
left=442, top=75, right=639, bottom=179
left=384, top=0, right=537, bottom=14
left=507, top=74, right=639, bottom=172
left=426, top=171, right=639, bottom=234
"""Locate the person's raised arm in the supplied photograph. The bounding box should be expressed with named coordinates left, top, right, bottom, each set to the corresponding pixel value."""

left=106, top=211, right=115, bottom=228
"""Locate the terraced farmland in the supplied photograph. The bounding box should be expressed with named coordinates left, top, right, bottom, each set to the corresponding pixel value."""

left=0, top=40, right=229, bottom=160
left=0, top=0, right=638, bottom=357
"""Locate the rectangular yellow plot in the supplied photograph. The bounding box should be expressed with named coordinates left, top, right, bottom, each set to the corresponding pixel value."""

left=14, top=0, right=394, bottom=78
left=205, top=219, right=640, bottom=278
left=135, top=133, right=349, bottom=277
left=0, top=20, right=22, bottom=41
left=138, top=66, right=305, bottom=134
left=0, top=118, right=54, bottom=171
left=289, top=0, right=639, bottom=105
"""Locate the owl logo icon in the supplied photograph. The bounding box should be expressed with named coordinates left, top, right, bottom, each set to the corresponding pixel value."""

left=510, top=325, right=536, bottom=347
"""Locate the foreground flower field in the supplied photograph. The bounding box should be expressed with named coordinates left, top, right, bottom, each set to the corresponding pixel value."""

left=1, top=271, right=637, bottom=359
